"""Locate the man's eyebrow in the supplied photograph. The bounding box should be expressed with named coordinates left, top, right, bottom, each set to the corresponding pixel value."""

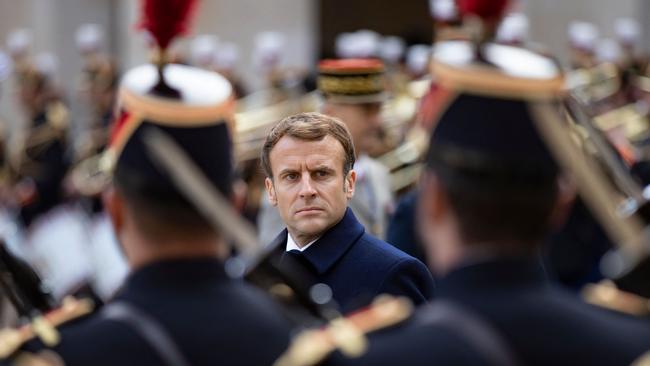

left=278, top=168, right=299, bottom=176
left=310, top=165, right=335, bottom=172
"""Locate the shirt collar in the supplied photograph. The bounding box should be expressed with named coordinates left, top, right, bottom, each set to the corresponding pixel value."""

left=286, top=234, right=319, bottom=252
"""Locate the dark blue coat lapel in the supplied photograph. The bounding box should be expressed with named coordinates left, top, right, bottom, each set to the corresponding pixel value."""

left=300, top=208, right=365, bottom=274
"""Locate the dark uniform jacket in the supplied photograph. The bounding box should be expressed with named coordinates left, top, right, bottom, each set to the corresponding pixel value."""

left=334, top=258, right=650, bottom=365
left=270, top=208, right=435, bottom=314
left=19, top=258, right=293, bottom=366
left=386, top=189, right=427, bottom=265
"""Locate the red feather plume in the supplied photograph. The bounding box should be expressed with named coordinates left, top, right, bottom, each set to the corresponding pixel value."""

left=457, top=0, right=510, bottom=21
left=138, top=0, right=198, bottom=50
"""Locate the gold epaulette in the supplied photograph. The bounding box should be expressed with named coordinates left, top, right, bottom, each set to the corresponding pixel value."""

left=0, top=297, right=94, bottom=359
left=11, top=349, right=63, bottom=366
left=274, top=295, right=413, bottom=366
left=633, top=351, right=650, bottom=366
left=582, top=280, right=650, bottom=317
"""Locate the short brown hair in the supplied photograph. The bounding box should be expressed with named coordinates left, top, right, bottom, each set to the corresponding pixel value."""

left=261, top=112, right=356, bottom=178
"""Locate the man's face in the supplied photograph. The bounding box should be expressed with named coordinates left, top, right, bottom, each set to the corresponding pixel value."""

left=323, top=102, right=382, bottom=155
left=265, top=135, right=356, bottom=244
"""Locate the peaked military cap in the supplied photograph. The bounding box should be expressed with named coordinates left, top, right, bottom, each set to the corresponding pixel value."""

left=317, top=58, right=387, bottom=104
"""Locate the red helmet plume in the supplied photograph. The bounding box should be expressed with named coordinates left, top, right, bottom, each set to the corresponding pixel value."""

left=457, top=0, right=510, bottom=21
left=138, top=0, right=198, bottom=50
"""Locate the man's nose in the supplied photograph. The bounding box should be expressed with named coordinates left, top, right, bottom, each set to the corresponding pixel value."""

left=298, top=174, right=317, bottom=198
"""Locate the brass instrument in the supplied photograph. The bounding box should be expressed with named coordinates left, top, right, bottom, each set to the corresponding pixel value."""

left=556, top=64, right=650, bottom=310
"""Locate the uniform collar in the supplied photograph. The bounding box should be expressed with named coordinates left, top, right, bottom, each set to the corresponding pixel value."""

left=124, top=257, right=229, bottom=291
left=437, top=256, right=548, bottom=298
left=270, top=208, right=365, bottom=275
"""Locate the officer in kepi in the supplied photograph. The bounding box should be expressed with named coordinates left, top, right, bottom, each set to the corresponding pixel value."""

left=0, top=0, right=294, bottom=365
left=261, top=111, right=434, bottom=314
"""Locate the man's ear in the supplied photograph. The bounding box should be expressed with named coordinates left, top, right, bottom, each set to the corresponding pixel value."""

left=345, top=169, right=356, bottom=200
left=103, top=186, right=124, bottom=235
left=264, top=177, right=278, bottom=206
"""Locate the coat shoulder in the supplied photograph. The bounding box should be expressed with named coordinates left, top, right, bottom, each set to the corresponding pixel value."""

left=353, top=233, right=424, bottom=268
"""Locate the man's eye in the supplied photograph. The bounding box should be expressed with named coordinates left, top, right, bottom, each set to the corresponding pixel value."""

left=285, top=173, right=298, bottom=181
left=315, top=171, right=329, bottom=178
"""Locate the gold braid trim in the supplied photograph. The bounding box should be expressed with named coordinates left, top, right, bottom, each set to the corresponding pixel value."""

left=0, top=297, right=94, bottom=359
left=274, top=295, right=413, bottom=366
left=119, top=88, right=236, bottom=125
left=432, top=60, right=565, bottom=101
left=318, top=74, right=384, bottom=95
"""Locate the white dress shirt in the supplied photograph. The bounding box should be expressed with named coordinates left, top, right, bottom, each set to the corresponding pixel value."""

left=286, top=234, right=319, bottom=252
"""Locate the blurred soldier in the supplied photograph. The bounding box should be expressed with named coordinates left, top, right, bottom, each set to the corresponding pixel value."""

left=0, top=50, right=12, bottom=195
left=429, top=0, right=463, bottom=42
left=261, top=112, right=434, bottom=314
left=378, top=35, right=407, bottom=95
left=5, top=29, right=34, bottom=177
left=11, top=53, right=70, bottom=229
left=0, top=1, right=294, bottom=364
left=614, top=17, right=643, bottom=71
left=74, top=24, right=119, bottom=164
left=189, top=35, right=246, bottom=98
left=495, top=12, right=529, bottom=46
left=405, top=45, right=431, bottom=80
left=189, top=34, right=219, bottom=70
left=8, top=55, right=90, bottom=302
left=568, top=21, right=599, bottom=69
left=329, top=23, right=650, bottom=366
left=378, top=36, right=406, bottom=68
left=213, top=41, right=247, bottom=98
left=242, top=31, right=300, bottom=109
left=6, top=29, right=33, bottom=84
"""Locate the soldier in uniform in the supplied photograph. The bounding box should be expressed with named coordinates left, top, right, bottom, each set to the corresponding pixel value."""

left=0, top=1, right=294, bottom=364
left=73, top=23, right=118, bottom=165
left=325, top=22, right=650, bottom=366
left=11, top=54, right=70, bottom=229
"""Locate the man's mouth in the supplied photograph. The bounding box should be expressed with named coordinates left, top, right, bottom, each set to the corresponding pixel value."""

left=296, top=207, right=324, bottom=214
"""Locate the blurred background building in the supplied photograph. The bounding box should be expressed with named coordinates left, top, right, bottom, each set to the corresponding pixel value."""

left=0, top=0, right=648, bottom=99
